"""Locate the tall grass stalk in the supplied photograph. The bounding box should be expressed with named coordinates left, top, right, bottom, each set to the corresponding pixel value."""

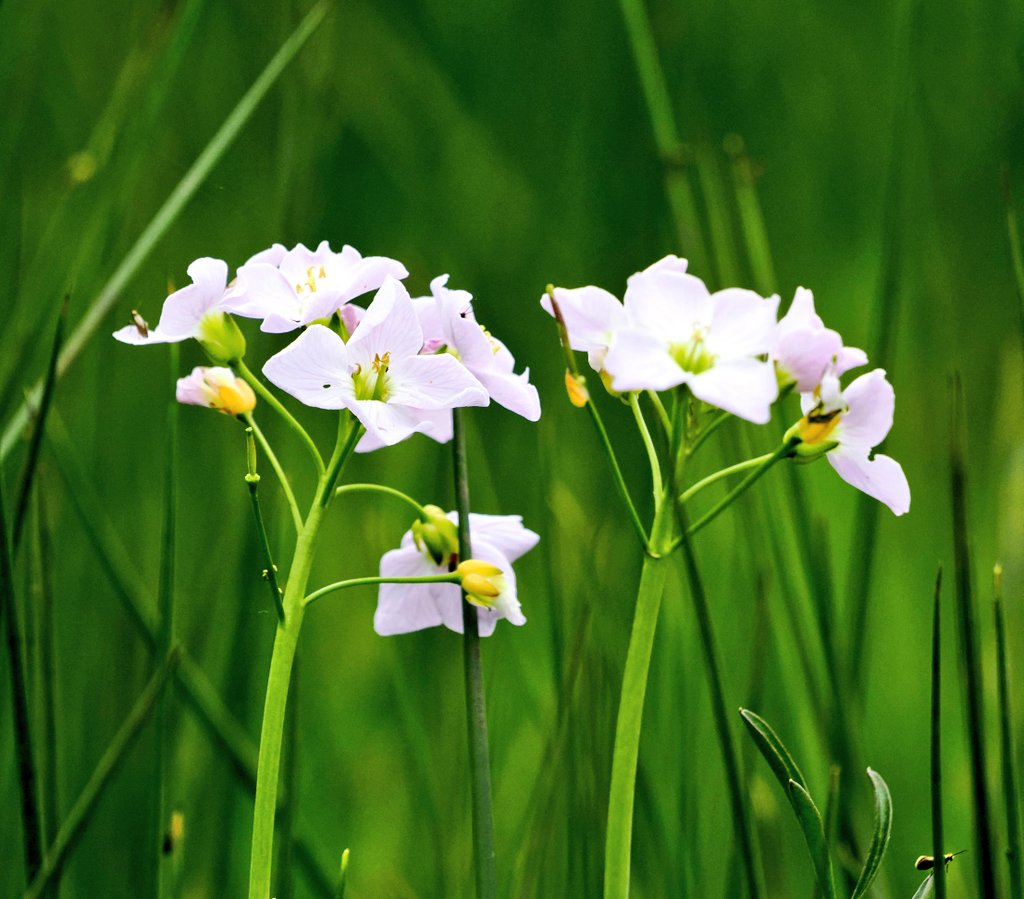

left=452, top=408, right=497, bottom=899
left=930, top=567, right=947, bottom=899
left=993, top=565, right=1024, bottom=897
left=949, top=375, right=998, bottom=898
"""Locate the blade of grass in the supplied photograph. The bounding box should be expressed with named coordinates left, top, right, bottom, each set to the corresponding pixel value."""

left=931, top=567, right=947, bottom=899
left=12, top=297, right=66, bottom=553
left=23, top=647, right=182, bottom=899
left=994, top=564, right=1024, bottom=897
left=154, top=344, right=179, bottom=899
left=0, top=0, right=332, bottom=464
left=723, top=135, right=777, bottom=295
left=739, top=709, right=808, bottom=790
left=616, top=0, right=708, bottom=269
left=1001, top=167, right=1024, bottom=369
left=849, top=768, right=893, bottom=899
left=1, top=460, right=43, bottom=883
left=949, top=374, right=998, bottom=899
left=786, top=779, right=837, bottom=899
left=912, top=873, right=935, bottom=899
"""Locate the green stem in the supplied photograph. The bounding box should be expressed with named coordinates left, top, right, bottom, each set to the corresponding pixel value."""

left=687, top=409, right=732, bottom=459
left=604, top=498, right=674, bottom=899
left=244, top=429, right=285, bottom=624
left=628, top=393, right=663, bottom=500
left=645, top=390, right=671, bottom=438
left=669, top=439, right=798, bottom=549
left=237, top=360, right=325, bottom=477
left=586, top=400, right=649, bottom=548
left=994, top=564, right=1024, bottom=899
left=304, top=574, right=459, bottom=609
left=0, top=468, right=43, bottom=881
left=452, top=408, right=497, bottom=899
left=931, top=567, right=946, bottom=899
left=245, top=414, right=302, bottom=534
left=679, top=452, right=775, bottom=504
left=249, top=414, right=359, bottom=899
left=333, top=483, right=428, bottom=519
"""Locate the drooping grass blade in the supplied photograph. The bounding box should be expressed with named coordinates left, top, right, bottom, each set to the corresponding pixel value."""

left=849, top=768, right=893, bottom=899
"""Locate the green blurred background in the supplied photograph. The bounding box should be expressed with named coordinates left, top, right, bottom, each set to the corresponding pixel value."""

left=1, top=0, right=1022, bottom=895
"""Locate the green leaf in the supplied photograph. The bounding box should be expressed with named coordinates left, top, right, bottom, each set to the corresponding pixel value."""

left=911, top=873, right=935, bottom=899
left=850, top=767, right=893, bottom=898
left=740, top=708, right=808, bottom=791
left=786, top=779, right=836, bottom=899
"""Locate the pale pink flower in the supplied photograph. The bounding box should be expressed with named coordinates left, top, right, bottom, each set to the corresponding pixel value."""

left=175, top=366, right=255, bottom=416
left=374, top=512, right=539, bottom=636
left=222, top=241, right=408, bottom=333
left=262, top=277, right=487, bottom=448
left=797, top=369, right=910, bottom=515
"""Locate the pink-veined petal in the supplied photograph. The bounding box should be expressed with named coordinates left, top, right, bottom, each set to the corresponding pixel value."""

left=387, top=353, right=489, bottom=410
left=707, top=288, right=779, bottom=358
left=347, top=278, right=424, bottom=360
left=835, top=369, right=894, bottom=448
left=689, top=358, right=778, bottom=423
left=604, top=328, right=684, bottom=392
left=827, top=446, right=910, bottom=515
left=474, top=367, right=541, bottom=420
left=355, top=407, right=454, bottom=452
left=636, top=254, right=688, bottom=276
left=623, top=269, right=713, bottom=338
left=221, top=263, right=301, bottom=326
left=262, top=325, right=352, bottom=409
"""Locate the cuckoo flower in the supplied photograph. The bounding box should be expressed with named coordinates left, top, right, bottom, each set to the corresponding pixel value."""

left=222, top=241, right=408, bottom=333
left=176, top=366, right=256, bottom=416
left=416, top=275, right=541, bottom=420
left=773, top=287, right=867, bottom=392
left=792, top=368, right=910, bottom=515
left=541, top=256, right=688, bottom=372
left=262, top=277, right=488, bottom=447
left=112, top=258, right=242, bottom=360
left=374, top=512, right=539, bottom=636
left=603, top=263, right=780, bottom=423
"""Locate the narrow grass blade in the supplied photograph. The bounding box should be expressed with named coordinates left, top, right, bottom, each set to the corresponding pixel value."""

left=912, top=873, right=935, bottom=899
left=23, top=647, right=182, bottom=899
left=723, top=135, right=777, bottom=295
left=739, top=708, right=808, bottom=791
left=334, top=848, right=349, bottom=899
left=949, top=374, right=998, bottom=899
left=452, top=408, right=497, bottom=899
left=12, top=296, right=66, bottom=552
left=1001, top=167, right=1024, bottom=368
left=0, top=466, right=43, bottom=881
left=931, top=567, right=947, bottom=899
left=616, top=0, right=708, bottom=270
left=786, top=779, right=837, bottom=899
left=994, top=564, right=1024, bottom=898
left=0, top=0, right=332, bottom=464
left=154, top=344, right=179, bottom=899
left=849, top=768, right=893, bottom=899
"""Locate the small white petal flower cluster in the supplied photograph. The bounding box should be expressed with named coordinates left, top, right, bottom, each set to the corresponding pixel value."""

left=114, top=241, right=540, bottom=450
left=543, top=256, right=910, bottom=515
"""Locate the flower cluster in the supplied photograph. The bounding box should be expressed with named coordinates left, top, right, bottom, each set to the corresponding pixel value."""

left=544, top=256, right=909, bottom=515
left=115, top=241, right=541, bottom=636
left=116, top=241, right=540, bottom=450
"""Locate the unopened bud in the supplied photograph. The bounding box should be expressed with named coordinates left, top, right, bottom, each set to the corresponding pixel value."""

left=197, top=311, right=247, bottom=365
left=565, top=371, right=589, bottom=408
left=456, top=559, right=507, bottom=607
left=412, top=504, right=460, bottom=567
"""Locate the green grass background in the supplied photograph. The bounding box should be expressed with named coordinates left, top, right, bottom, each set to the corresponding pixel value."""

left=1, top=0, right=1022, bottom=895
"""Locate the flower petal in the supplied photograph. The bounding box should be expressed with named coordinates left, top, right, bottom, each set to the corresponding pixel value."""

left=836, top=369, right=894, bottom=448
left=347, top=277, right=424, bottom=360
left=604, top=328, right=684, bottom=392
left=461, top=513, right=540, bottom=562
left=154, top=257, right=229, bottom=339
left=707, top=288, right=779, bottom=358
left=689, top=358, right=778, bottom=423
left=540, top=286, right=627, bottom=353
left=387, top=353, right=489, bottom=410
left=262, top=325, right=352, bottom=409
left=374, top=547, right=451, bottom=635
left=828, top=446, right=910, bottom=515
left=623, top=269, right=712, bottom=338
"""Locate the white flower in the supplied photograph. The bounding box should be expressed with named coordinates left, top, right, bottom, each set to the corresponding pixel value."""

left=374, top=513, right=539, bottom=636
left=113, top=258, right=230, bottom=346
left=602, top=263, right=780, bottom=423
left=175, top=367, right=256, bottom=416
left=222, top=241, right=408, bottom=333
left=796, top=369, right=910, bottom=515
left=773, top=287, right=867, bottom=392
left=262, top=277, right=488, bottom=448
